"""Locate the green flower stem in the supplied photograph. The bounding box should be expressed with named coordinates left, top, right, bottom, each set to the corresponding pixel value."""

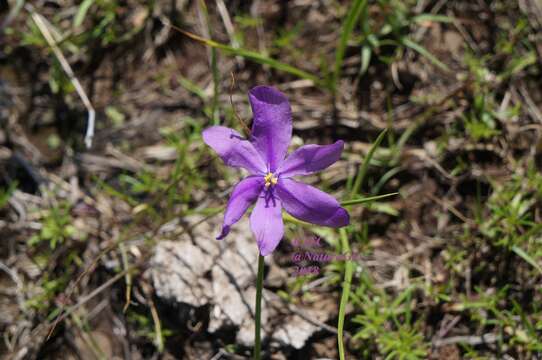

left=337, top=228, right=353, bottom=360
left=254, top=254, right=265, bottom=360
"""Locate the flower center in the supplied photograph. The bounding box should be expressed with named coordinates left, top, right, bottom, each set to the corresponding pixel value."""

left=264, top=172, right=278, bottom=188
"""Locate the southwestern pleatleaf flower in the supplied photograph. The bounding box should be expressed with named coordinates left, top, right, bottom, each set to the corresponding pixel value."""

left=203, top=85, right=349, bottom=256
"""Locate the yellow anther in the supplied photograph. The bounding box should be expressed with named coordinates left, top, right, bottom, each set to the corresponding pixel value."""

left=264, top=172, right=278, bottom=188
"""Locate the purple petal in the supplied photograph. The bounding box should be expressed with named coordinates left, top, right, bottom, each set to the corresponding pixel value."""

left=248, top=86, right=292, bottom=172
left=276, top=178, right=349, bottom=227
left=217, top=176, right=264, bottom=239
left=250, top=190, right=284, bottom=256
left=203, top=126, right=266, bottom=174
left=278, top=140, right=344, bottom=177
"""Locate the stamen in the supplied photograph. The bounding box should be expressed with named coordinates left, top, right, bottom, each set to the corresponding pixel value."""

left=264, top=172, right=278, bottom=188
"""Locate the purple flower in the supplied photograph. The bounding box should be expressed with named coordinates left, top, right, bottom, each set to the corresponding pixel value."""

left=203, top=86, right=350, bottom=256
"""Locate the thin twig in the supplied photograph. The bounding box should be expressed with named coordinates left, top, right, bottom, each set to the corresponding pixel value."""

left=29, top=9, right=96, bottom=148
left=46, top=261, right=143, bottom=339
left=425, top=193, right=475, bottom=225
left=518, top=85, right=542, bottom=123
left=142, top=282, right=164, bottom=351
left=120, top=242, right=133, bottom=313
left=0, top=261, right=21, bottom=285
left=230, top=72, right=251, bottom=136
left=43, top=154, right=218, bottom=340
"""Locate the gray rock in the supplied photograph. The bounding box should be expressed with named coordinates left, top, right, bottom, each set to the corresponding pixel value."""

left=151, top=215, right=331, bottom=349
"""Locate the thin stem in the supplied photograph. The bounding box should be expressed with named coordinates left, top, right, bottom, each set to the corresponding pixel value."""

left=337, top=228, right=352, bottom=360
left=254, top=254, right=265, bottom=360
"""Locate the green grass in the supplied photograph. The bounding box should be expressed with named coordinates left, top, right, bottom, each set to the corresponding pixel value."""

left=0, top=182, right=17, bottom=209
left=337, top=129, right=390, bottom=360
left=168, top=23, right=322, bottom=85
left=4, top=0, right=542, bottom=358
left=28, top=202, right=77, bottom=249
left=352, top=284, right=428, bottom=359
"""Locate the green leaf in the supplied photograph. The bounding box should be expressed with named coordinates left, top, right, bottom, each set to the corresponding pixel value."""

left=74, top=0, right=95, bottom=28
left=283, top=212, right=312, bottom=227
left=350, top=128, right=388, bottom=197
left=512, top=245, right=542, bottom=275
left=172, top=27, right=321, bottom=85
left=0, top=182, right=17, bottom=209
left=498, top=51, right=537, bottom=82
left=341, top=192, right=398, bottom=206
left=412, top=14, right=454, bottom=24
left=366, top=202, right=399, bottom=216
left=333, top=0, right=368, bottom=91
left=105, top=106, right=126, bottom=127
left=177, top=75, right=207, bottom=100
left=401, top=37, right=450, bottom=72
left=360, top=45, right=372, bottom=76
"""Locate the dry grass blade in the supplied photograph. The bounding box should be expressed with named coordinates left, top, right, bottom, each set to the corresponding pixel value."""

left=46, top=259, right=144, bottom=340
left=28, top=8, right=96, bottom=148
left=229, top=72, right=251, bottom=136
left=159, top=17, right=321, bottom=85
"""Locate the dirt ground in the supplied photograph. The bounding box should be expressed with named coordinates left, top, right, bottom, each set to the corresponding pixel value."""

left=1, top=0, right=542, bottom=359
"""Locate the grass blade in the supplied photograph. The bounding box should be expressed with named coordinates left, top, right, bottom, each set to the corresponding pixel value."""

left=401, top=37, right=450, bottom=72
left=73, top=0, right=95, bottom=28
left=350, top=128, right=388, bottom=197
left=197, top=0, right=220, bottom=124
left=498, top=51, right=537, bottom=82
left=341, top=192, right=398, bottom=206
left=512, top=245, right=542, bottom=275
left=333, top=0, right=367, bottom=91
left=283, top=212, right=312, bottom=227
left=412, top=14, right=453, bottom=24
left=360, top=45, right=372, bottom=76
left=177, top=75, right=207, bottom=100
left=338, top=130, right=389, bottom=360
left=0, top=181, right=17, bottom=209
left=164, top=21, right=321, bottom=84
